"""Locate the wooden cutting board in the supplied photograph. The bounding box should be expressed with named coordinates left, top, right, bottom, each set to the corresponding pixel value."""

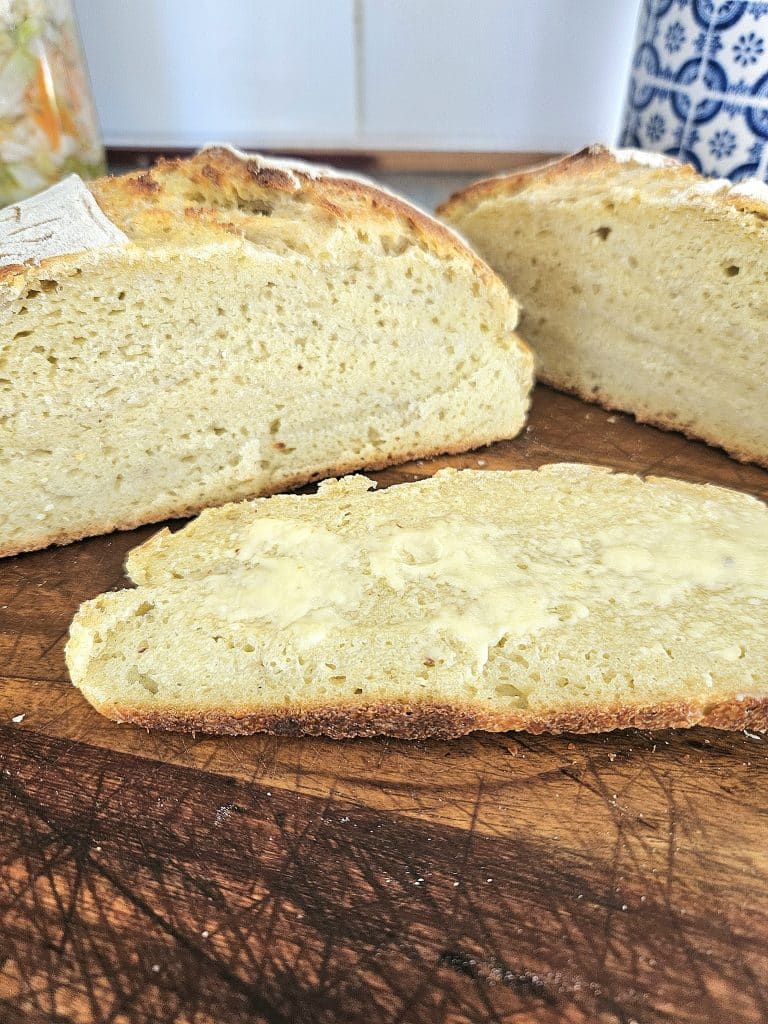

left=1, top=386, right=767, bottom=1024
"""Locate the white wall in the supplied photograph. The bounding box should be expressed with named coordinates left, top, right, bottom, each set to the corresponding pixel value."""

left=75, top=0, right=639, bottom=151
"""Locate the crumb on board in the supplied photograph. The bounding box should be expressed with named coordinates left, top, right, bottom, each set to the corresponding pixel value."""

left=11, top=714, right=25, bottom=724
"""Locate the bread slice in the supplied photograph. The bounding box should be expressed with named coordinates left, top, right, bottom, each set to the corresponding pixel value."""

left=0, top=145, right=532, bottom=557
left=65, top=463, right=768, bottom=738
left=438, top=144, right=768, bottom=466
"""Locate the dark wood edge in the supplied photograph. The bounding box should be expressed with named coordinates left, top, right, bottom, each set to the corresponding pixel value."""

left=106, top=147, right=562, bottom=175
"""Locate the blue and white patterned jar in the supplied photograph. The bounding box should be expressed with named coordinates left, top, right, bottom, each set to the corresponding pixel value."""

left=620, top=1, right=768, bottom=181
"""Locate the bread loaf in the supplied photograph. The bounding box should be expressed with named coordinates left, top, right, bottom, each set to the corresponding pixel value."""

left=0, top=145, right=532, bottom=557
left=438, top=144, right=768, bottom=466
left=65, top=464, right=768, bottom=738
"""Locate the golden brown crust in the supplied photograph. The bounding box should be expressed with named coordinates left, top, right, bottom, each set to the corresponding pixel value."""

left=0, top=418, right=530, bottom=559
left=83, top=145, right=500, bottom=287
left=437, top=143, right=768, bottom=224
left=0, top=146, right=509, bottom=307
left=91, top=694, right=768, bottom=739
left=540, top=373, right=768, bottom=470
left=436, top=145, right=655, bottom=213
left=0, top=262, right=27, bottom=284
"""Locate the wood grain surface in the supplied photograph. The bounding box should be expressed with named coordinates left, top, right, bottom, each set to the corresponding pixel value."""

left=1, top=386, right=767, bottom=1024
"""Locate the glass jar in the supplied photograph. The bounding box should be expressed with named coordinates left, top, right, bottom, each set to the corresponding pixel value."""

left=0, top=0, right=106, bottom=205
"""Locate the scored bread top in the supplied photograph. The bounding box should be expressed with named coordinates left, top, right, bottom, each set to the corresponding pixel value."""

left=0, top=146, right=505, bottom=294
left=438, top=143, right=768, bottom=226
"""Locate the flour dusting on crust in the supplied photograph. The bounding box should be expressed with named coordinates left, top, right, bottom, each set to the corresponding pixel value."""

left=0, top=175, right=128, bottom=268
left=607, top=147, right=680, bottom=169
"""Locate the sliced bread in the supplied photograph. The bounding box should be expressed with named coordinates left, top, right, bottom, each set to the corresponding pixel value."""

left=438, top=144, right=768, bottom=466
left=65, top=464, right=768, bottom=738
left=0, top=145, right=532, bottom=557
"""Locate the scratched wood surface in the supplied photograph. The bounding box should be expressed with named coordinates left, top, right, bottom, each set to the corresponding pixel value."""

left=1, top=386, right=768, bottom=1024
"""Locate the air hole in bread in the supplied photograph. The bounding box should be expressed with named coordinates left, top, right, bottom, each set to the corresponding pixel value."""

left=496, top=683, right=518, bottom=698
left=127, top=667, right=158, bottom=694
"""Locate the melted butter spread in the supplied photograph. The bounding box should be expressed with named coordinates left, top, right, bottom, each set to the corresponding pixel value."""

left=196, top=506, right=768, bottom=665
left=593, top=522, right=757, bottom=606
left=199, top=519, right=360, bottom=638
left=367, top=518, right=557, bottom=667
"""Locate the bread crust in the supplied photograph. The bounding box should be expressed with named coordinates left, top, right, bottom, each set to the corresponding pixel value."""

left=90, top=694, right=768, bottom=739
left=437, top=143, right=768, bottom=223
left=539, top=376, right=768, bottom=469
left=0, top=146, right=503, bottom=295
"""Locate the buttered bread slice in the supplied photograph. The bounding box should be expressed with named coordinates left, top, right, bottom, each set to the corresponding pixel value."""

left=0, top=145, right=532, bottom=557
left=66, top=464, right=768, bottom=738
left=438, top=145, right=768, bottom=466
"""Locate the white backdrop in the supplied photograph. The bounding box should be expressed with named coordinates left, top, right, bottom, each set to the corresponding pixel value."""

left=75, top=0, right=640, bottom=151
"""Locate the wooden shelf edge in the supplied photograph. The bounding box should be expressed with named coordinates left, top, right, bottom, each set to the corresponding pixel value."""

left=106, top=147, right=561, bottom=175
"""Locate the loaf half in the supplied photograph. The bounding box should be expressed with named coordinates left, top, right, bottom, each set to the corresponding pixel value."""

left=65, top=464, right=768, bottom=738
left=0, top=146, right=532, bottom=557
left=438, top=144, right=768, bottom=466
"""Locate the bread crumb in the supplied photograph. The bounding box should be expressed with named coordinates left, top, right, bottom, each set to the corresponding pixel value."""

left=607, top=416, right=617, bottom=423
left=477, top=459, right=487, bottom=467
left=11, top=714, right=24, bottom=724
